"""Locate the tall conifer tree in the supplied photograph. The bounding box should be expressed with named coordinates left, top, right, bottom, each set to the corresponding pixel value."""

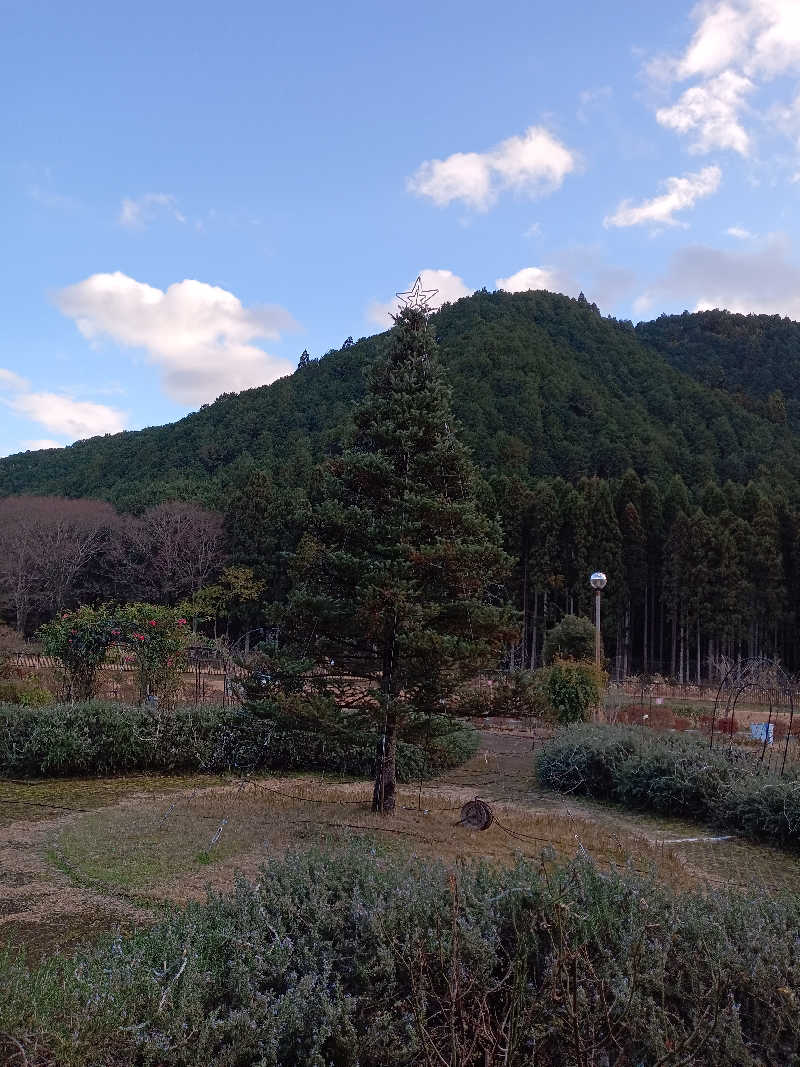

left=289, top=299, right=516, bottom=813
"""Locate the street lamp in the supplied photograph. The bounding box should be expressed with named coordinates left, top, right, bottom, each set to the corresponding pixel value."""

left=589, top=572, right=607, bottom=668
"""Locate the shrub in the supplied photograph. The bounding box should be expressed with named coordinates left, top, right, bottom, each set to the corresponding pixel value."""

left=37, top=604, right=192, bottom=706
left=540, top=659, right=605, bottom=724
left=537, top=723, right=800, bottom=849
left=541, top=613, right=596, bottom=664
left=2, top=844, right=800, bottom=1066
left=114, top=603, right=191, bottom=706
left=38, top=604, right=119, bottom=701
left=454, top=671, right=548, bottom=718
left=0, top=700, right=478, bottom=781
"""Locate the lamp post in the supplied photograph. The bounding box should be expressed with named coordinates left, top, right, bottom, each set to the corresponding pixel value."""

left=590, top=572, right=607, bottom=669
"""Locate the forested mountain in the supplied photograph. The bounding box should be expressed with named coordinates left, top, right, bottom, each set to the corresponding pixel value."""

left=2, top=290, right=800, bottom=510
left=637, top=309, right=800, bottom=430
left=5, top=290, right=800, bottom=679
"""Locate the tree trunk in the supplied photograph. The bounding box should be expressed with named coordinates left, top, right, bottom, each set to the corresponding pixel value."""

left=373, top=619, right=399, bottom=814
left=678, top=611, right=685, bottom=685
left=372, top=712, right=398, bottom=814
left=643, top=586, right=648, bottom=676
left=521, top=534, right=529, bottom=670
left=531, top=589, right=539, bottom=670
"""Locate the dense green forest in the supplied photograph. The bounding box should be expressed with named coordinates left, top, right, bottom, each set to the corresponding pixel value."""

left=637, top=308, right=800, bottom=429
left=3, top=290, right=800, bottom=677
left=3, top=291, right=800, bottom=508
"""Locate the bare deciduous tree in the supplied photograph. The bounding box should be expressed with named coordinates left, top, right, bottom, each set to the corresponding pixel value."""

left=0, top=496, right=118, bottom=631
left=125, top=502, right=226, bottom=605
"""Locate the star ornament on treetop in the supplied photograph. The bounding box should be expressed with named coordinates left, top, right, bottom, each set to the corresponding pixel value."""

left=396, top=276, right=438, bottom=311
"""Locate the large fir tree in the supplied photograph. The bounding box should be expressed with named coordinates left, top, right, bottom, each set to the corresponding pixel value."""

left=289, top=301, right=516, bottom=813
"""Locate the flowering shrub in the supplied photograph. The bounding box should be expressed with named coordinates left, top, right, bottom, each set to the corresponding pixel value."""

left=38, top=605, right=120, bottom=700
left=38, top=603, right=191, bottom=705
left=113, top=604, right=191, bottom=708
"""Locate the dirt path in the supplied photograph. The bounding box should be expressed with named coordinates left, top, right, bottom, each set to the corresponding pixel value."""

left=2, top=727, right=798, bottom=962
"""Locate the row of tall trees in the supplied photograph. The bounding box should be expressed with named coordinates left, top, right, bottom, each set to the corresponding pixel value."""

left=4, top=471, right=797, bottom=681
left=496, top=471, right=799, bottom=680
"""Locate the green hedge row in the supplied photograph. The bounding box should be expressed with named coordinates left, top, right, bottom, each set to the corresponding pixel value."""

left=537, top=723, right=800, bottom=848
left=0, top=700, right=478, bottom=781
left=3, top=843, right=800, bottom=1065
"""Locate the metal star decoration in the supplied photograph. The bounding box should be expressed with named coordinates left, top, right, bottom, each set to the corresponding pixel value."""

left=396, top=275, right=438, bottom=310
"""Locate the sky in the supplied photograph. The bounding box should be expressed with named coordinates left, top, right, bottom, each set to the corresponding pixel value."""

left=3, top=0, right=800, bottom=457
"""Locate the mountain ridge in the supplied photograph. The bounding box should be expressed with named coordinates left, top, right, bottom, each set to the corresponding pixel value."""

left=2, top=289, right=799, bottom=509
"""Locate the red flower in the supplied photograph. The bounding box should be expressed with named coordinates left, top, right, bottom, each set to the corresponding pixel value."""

left=111, top=630, right=120, bottom=636
left=149, top=620, right=157, bottom=626
left=137, top=634, right=145, bottom=641
left=177, top=619, right=187, bottom=626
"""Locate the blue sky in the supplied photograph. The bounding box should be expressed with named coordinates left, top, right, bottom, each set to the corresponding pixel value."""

left=3, top=0, right=800, bottom=457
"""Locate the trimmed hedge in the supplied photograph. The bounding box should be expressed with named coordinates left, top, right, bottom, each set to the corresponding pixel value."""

left=3, top=843, right=800, bottom=1065
left=0, top=700, right=478, bottom=781
left=537, top=723, right=800, bottom=848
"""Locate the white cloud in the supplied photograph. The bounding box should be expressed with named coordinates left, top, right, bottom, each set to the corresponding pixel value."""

left=119, top=193, right=186, bottom=229
left=635, top=232, right=800, bottom=319
left=0, top=365, right=127, bottom=446
left=407, top=125, right=576, bottom=210
left=55, top=272, right=298, bottom=404
left=22, top=439, right=64, bottom=451
left=650, top=1, right=800, bottom=158
left=677, top=2, right=753, bottom=79
left=656, top=71, right=753, bottom=154
left=604, top=165, right=722, bottom=228
left=495, top=266, right=575, bottom=296
left=8, top=393, right=126, bottom=439
left=726, top=225, right=755, bottom=237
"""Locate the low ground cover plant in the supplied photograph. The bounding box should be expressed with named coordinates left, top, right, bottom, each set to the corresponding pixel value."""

left=537, top=723, right=800, bottom=848
left=0, top=699, right=477, bottom=781
left=2, top=843, right=799, bottom=1066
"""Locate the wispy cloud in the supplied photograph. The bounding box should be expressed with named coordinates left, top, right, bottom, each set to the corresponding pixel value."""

left=656, top=71, right=753, bottom=155
left=407, top=125, right=577, bottom=210
left=604, top=165, right=722, bottom=228
left=56, top=272, right=299, bottom=404
left=119, top=192, right=186, bottom=229
left=726, top=225, right=755, bottom=238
